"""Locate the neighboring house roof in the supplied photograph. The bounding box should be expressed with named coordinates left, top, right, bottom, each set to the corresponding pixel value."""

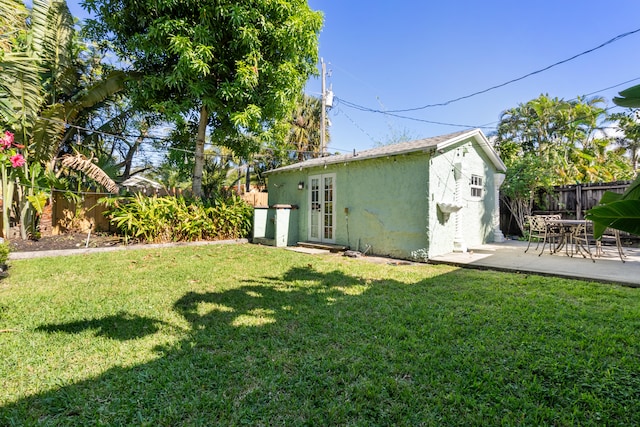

left=121, top=175, right=164, bottom=190
left=266, top=128, right=506, bottom=174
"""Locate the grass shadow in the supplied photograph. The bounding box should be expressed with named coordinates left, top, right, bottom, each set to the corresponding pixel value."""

left=3, top=262, right=640, bottom=425
left=36, top=311, right=166, bottom=341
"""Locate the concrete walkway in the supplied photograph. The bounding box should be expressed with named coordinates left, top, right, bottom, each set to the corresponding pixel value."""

left=429, top=239, right=640, bottom=287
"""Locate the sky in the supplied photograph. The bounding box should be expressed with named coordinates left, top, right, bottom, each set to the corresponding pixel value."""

left=67, top=0, right=640, bottom=154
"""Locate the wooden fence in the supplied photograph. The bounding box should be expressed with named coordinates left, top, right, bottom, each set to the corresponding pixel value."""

left=49, top=192, right=114, bottom=235
left=534, top=181, right=632, bottom=219
left=241, top=192, right=268, bottom=207
left=39, top=191, right=270, bottom=235
left=500, top=180, right=632, bottom=237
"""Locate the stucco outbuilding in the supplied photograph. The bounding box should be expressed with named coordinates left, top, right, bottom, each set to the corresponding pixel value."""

left=255, top=129, right=507, bottom=260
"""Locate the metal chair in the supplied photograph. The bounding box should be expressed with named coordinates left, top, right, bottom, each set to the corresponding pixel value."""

left=595, top=228, right=626, bottom=263
left=524, top=214, right=562, bottom=255
left=569, top=221, right=595, bottom=262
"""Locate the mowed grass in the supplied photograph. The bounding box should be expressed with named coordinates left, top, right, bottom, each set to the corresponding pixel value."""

left=1, top=243, right=640, bottom=426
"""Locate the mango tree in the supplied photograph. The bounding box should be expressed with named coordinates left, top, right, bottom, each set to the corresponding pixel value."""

left=83, top=0, right=323, bottom=197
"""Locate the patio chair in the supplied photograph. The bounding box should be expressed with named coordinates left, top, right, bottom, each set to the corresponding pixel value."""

left=524, top=214, right=562, bottom=255
left=569, top=221, right=595, bottom=262
left=595, top=228, right=626, bottom=263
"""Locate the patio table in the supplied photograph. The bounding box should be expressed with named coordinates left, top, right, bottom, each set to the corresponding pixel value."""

left=545, top=219, right=594, bottom=262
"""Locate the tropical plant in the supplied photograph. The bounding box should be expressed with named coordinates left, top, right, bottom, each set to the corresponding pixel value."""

left=610, top=110, right=640, bottom=170
left=585, top=86, right=640, bottom=238
left=0, top=0, right=126, bottom=159
left=498, top=152, right=555, bottom=235
left=612, top=84, right=640, bottom=108
left=586, top=175, right=640, bottom=238
left=83, top=0, right=323, bottom=197
left=60, top=152, right=119, bottom=194
left=0, top=130, right=26, bottom=237
left=101, top=194, right=252, bottom=243
left=0, top=240, right=9, bottom=265
left=494, top=94, right=632, bottom=234
left=0, top=0, right=128, bottom=238
left=287, top=94, right=327, bottom=161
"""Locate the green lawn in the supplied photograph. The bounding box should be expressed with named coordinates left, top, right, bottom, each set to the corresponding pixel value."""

left=1, top=244, right=639, bottom=426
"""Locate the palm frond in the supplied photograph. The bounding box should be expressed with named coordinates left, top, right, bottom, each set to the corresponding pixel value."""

left=31, top=103, right=66, bottom=162
left=43, top=0, right=77, bottom=99
left=0, top=51, right=44, bottom=132
left=73, top=70, right=128, bottom=113
left=61, top=153, right=120, bottom=194
left=28, top=0, right=52, bottom=56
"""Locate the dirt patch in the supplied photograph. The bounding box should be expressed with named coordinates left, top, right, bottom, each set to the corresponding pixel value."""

left=8, top=233, right=126, bottom=253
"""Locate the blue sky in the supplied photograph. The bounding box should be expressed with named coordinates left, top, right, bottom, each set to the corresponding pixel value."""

left=67, top=1, right=640, bottom=153
left=305, top=0, right=640, bottom=153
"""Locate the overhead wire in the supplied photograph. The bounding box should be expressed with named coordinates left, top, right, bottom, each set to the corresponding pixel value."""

left=337, top=27, right=640, bottom=115
left=38, top=115, right=351, bottom=160
left=335, top=75, right=640, bottom=135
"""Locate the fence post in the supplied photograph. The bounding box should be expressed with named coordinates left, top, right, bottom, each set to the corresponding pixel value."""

left=576, top=184, right=582, bottom=219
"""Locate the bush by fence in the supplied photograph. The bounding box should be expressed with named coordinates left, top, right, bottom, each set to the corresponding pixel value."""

left=41, top=191, right=267, bottom=236
left=101, top=195, right=253, bottom=243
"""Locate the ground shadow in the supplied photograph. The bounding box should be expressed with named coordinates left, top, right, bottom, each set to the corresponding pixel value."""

left=36, top=311, right=166, bottom=341
left=3, top=266, right=410, bottom=425
left=3, top=265, right=639, bottom=425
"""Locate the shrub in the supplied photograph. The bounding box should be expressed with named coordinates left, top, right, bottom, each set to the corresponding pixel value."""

left=0, top=241, right=9, bottom=265
left=101, top=195, right=253, bottom=243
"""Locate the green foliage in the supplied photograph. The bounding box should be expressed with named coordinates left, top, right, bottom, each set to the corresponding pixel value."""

left=495, top=94, right=626, bottom=185
left=83, top=0, right=323, bottom=196
left=586, top=174, right=640, bottom=238
left=287, top=94, right=326, bottom=161
left=610, top=110, right=640, bottom=170
left=613, top=84, right=640, bottom=108
left=101, top=194, right=252, bottom=243
left=498, top=151, right=556, bottom=235
left=0, top=241, right=9, bottom=265
left=495, top=94, right=634, bottom=235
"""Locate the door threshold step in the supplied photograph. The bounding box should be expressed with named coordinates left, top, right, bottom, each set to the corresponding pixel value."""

left=297, top=242, right=349, bottom=253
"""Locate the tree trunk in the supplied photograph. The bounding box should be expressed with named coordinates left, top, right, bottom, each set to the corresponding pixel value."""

left=245, top=161, right=251, bottom=193
left=192, top=105, right=208, bottom=198
left=120, top=130, right=147, bottom=180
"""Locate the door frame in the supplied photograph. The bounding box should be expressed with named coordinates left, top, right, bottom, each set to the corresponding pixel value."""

left=308, top=173, right=336, bottom=243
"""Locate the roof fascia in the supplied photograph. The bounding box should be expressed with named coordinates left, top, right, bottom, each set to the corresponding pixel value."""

left=435, top=128, right=507, bottom=172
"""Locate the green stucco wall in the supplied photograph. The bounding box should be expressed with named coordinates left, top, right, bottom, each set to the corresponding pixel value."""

left=426, top=139, right=498, bottom=257
left=267, top=135, right=501, bottom=259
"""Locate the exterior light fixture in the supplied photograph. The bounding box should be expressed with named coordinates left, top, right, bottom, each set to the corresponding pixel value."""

left=298, top=181, right=304, bottom=190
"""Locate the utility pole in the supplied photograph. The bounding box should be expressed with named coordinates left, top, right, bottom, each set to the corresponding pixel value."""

left=320, top=58, right=326, bottom=157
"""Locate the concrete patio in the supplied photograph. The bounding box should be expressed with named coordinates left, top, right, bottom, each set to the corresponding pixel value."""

left=429, top=239, right=640, bottom=287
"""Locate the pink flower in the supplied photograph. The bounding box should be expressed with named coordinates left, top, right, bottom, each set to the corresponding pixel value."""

left=10, top=153, right=25, bottom=168
left=0, top=131, right=14, bottom=150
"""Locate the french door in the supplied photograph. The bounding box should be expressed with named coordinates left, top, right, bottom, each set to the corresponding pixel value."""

left=308, top=174, right=336, bottom=243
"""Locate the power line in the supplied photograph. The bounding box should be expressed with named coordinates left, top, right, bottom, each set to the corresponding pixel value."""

left=332, top=106, right=377, bottom=145
left=339, top=27, right=640, bottom=114
left=580, top=76, right=640, bottom=99
left=338, top=76, right=640, bottom=133
left=38, top=116, right=352, bottom=160
left=336, top=98, right=492, bottom=130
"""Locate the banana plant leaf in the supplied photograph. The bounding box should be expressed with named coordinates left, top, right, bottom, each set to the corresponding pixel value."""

left=27, top=192, right=49, bottom=215
left=585, top=174, right=640, bottom=239
left=613, top=84, right=640, bottom=108
left=586, top=200, right=640, bottom=238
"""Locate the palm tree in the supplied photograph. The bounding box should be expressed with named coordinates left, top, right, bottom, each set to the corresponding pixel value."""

left=611, top=110, right=640, bottom=171
left=287, top=94, right=329, bottom=161
left=0, top=0, right=127, bottom=237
